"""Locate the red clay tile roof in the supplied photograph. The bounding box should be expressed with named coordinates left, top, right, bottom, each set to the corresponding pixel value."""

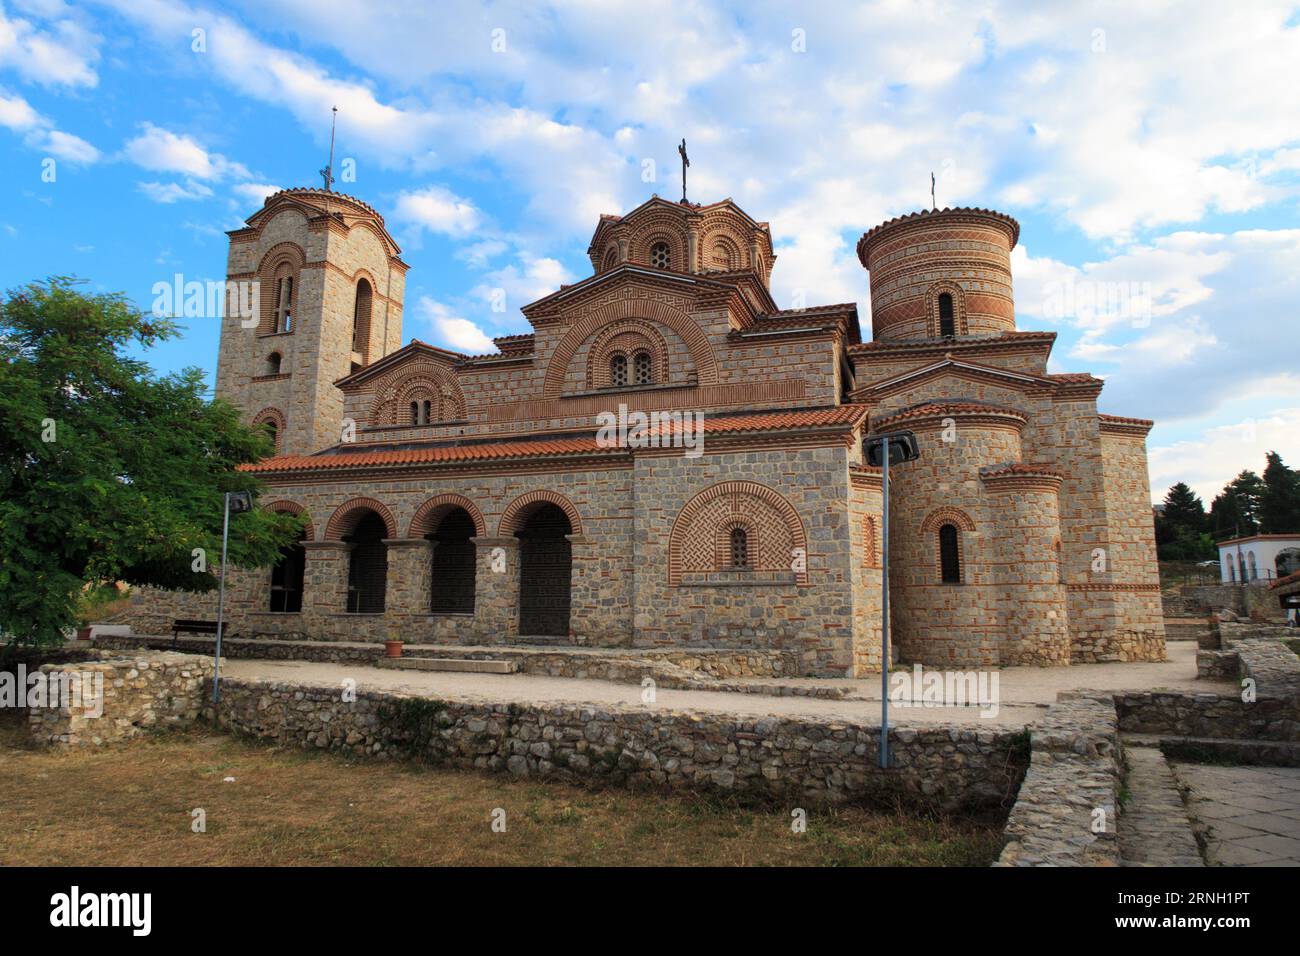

left=1270, top=570, right=1300, bottom=590
left=847, top=331, right=1054, bottom=353
left=241, top=406, right=869, bottom=474
left=1098, top=413, right=1155, bottom=427
left=872, top=401, right=1027, bottom=427
left=1048, top=372, right=1104, bottom=384
left=857, top=206, right=1021, bottom=263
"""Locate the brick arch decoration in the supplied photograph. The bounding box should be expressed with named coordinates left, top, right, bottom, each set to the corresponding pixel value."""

left=264, top=499, right=315, bottom=541
left=497, top=490, right=584, bottom=537
left=250, top=407, right=286, bottom=455
left=325, top=497, right=398, bottom=541
left=370, top=361, right=467, bottom=425
left=926, top=280, right=968, bottom=337
left=668, top=480, right=809, bottom=586
left=921, top=507, right=976, bottom=533
left=704, top=233, right=742, bottom=271
left=601, top=246, right=619, bottom=273
left=255, top=241, right=306, bottom=335
left=585, top=319, right=670, bottom=389
left=544, top=298, right=718, bottom=399
left=922, top=507, right=975, bottom=584
left=409, top=493, right=487, bottom=538
left=629, top=216, right=688, bottom=270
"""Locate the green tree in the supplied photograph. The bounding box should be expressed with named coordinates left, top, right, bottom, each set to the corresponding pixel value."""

left=1209, top=469, right=1265, bottom=538
left=0, top=278, right=302, bottom=647
left=1156, top=482, right=1212, bottom=560
left=1259, top=452, right=1300, bottom=534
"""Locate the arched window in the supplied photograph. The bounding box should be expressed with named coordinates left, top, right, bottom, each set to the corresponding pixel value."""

left=1248, top=552, right=1258, bottom=581
left=610, top=353, right=628, bottom=387
left=410, top=401, right=419, bottom=425
left=352, top=278, right=372, bottom=356
left=633, top=350, right=652, bottom=385
left=939, top=524, right=961, bottom=583
left=650, top=242, right=670, bottom=269
left=938, top=292, right=955, bottom=338
left=266, top=352, right=282, bottom=375
left=730, top=527, right=750, bottom=569
left=1226, top=557, right=1235, bottom=582
left=1238, top=554, right=1248, bottom=583
left=273, top=267, right=294, bottom=333
left=262, top=420, right=278, bottom=453
left=422, top=400, right=432, bottom=425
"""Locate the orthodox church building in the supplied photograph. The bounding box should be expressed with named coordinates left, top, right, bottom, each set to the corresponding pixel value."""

left=127, top=186, right=1165, bottom=676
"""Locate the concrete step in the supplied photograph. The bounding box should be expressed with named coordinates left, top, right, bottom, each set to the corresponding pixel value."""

left=375, top=656, right=519, bottom=675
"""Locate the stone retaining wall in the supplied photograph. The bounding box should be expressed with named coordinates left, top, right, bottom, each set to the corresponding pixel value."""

left=1115, top=691, right=1298, bottom=741
left=28, top=651, right=214, bottom=746
left=995, top=693, right=1121, bottom=866
left=206, top=676, right=1026, bottom=812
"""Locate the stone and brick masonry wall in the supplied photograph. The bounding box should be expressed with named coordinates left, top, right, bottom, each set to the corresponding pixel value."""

left=28, top=651, right=214, bottom=747
left=207, top=676, right=1026, bottom=813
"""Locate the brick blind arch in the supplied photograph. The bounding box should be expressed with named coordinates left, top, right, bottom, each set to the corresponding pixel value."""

left=669, top=480, right=809, bottom=586
left=263, top=499, right=314, bottom=540
left=585, top=320, right=669, bottom=390
left=409, top=493, right=487, bottom=538
left=544, top=297, right=718, bottom=399
left=255, top=242, right=305, bottom=336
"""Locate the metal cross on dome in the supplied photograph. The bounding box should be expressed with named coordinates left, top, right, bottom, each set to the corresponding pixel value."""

left=678, top=138, right=690, bottom=203
left=319, top=106, right=338, bottom=192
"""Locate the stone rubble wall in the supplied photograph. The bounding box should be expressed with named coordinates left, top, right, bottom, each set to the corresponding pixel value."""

left=206, top=677, right=1026, bottom=813
left=995, top=692, right=1121, bottom=866
left=28, top=651, right=214, bottom=747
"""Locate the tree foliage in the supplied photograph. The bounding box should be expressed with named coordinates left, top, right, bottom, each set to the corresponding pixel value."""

left=0, top=278, right=302, bottom=646
left=1155, top=482, right=1214, bottom=560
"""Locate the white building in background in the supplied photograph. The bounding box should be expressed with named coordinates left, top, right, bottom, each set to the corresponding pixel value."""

left=1217, top=534, right=1300, bottom=584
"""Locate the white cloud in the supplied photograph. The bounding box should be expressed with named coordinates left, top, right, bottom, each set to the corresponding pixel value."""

left=0, top=3, right=100, bottom=87
left=0, top=88, right=99, bottom=161
left=471, top=253, right=575, bottom=316
left=137, top=180, right=214, bottom=203
left=417, top=297, right=494, bottom=353
left=232, top=182, right=281, bottom=205
left=123, top=123, right=250, bottom=180
left=393, top=185, right=482, bottom=238
left=1149, top=405, right=1300, bottom=504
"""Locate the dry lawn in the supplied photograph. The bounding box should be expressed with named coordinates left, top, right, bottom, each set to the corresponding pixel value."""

left=0, top=712, right=1003, bottom=866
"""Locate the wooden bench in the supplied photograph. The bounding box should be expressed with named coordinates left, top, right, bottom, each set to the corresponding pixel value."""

left=171, top=619, right=221, bottom=649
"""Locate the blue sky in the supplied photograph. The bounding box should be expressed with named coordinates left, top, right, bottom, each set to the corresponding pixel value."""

left=2, top=0, right=1298, bottom=503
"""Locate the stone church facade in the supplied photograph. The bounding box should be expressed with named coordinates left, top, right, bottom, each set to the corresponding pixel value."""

left=126, top=187, right=1165, bottom=676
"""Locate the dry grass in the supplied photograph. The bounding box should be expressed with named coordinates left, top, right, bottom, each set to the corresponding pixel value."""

left=0, top=713, right=1003, bottom=867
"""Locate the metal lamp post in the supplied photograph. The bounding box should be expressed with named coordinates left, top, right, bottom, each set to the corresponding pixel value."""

left=213, top=490, right=254, bottom=703
left=864, top=429, right=920, bottom=768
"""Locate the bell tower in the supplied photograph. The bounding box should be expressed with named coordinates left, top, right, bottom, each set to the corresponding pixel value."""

left=215, top=188, right=408, bottom=456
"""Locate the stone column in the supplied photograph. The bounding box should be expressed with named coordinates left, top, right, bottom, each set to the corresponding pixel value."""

left=687, top=230, right=698, bottom=273
left=617, top=238, right=629, bottom=262
left=301, top=541, right=349, bottom=637
left=383, top=538, right=432, bottom=617
left=472, top=536, right=519, bottom=641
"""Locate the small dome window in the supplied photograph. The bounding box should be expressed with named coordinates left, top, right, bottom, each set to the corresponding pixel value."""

left=650, top=242, right=670, bottom=269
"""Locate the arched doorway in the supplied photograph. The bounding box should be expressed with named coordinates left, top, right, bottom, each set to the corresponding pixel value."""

left=346, top=511, right=388, bottom=613
left=269, top=531, right=307, bottom=612
left=429, top=508, right=476, bottom=613
left=516, top=504, right=572, bottom=636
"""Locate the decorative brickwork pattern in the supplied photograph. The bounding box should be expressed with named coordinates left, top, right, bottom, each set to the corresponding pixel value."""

left=409, top=493, right=487, bottom=537
left=669, top=480, right=809, bottom=586
left=324, top=496, right=398, bottom=540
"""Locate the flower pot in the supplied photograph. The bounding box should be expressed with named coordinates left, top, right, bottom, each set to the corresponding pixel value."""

left=384, top=639, right=403, bottom=658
